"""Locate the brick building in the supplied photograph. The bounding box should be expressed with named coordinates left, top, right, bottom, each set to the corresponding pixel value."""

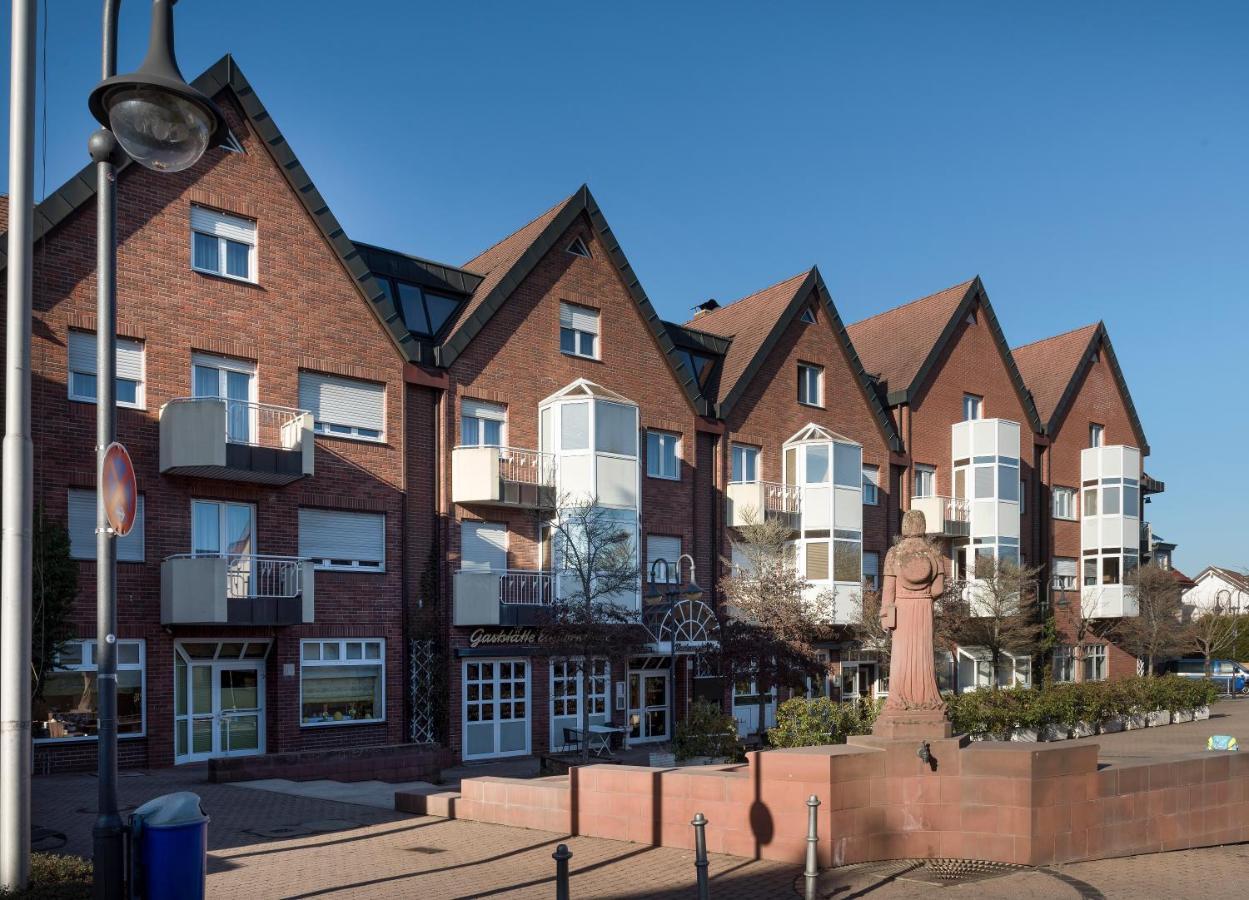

left=3, top=57, right=1167, bottom=769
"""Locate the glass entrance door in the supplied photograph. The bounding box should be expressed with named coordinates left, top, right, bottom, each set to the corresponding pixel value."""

left=217, top=663, right=262, bottom=755
left=628, top=671, right=669, bottom=743
left=174, top=642, right=266, bottom=763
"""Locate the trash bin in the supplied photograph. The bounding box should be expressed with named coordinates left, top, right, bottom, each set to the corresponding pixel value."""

left=129, top=791, right=209, bottom=899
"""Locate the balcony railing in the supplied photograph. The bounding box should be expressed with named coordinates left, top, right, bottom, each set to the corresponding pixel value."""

left=161, top=553, right=314, bottom=625
left=454, top=567, right=554, bottom=626
left=726, top=480, right=802, bottom=528
left=498, top=569, right=554, bottom=605
left=451, top=445, right=556, bottom=508
left=159, top=398, right=313, bottom=485
left=910, top=495, right=970, bottom=537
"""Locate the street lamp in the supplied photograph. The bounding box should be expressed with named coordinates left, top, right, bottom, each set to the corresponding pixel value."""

left=646, top=554, right=702, bottom=743
left=86, top=3, right=227, bottom=898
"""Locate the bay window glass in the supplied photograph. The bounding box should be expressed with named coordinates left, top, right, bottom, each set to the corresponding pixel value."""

left=805, top=542, right=829, bottom=580
left=833, top=443, right=861, bottom=487
left=1083, top=488, right=1098, bottom=517
left=561, top=402, right=590, bottom=450
left=805, top=445, right=830, bottom=484
left=595, top=401, right=637, bottom=456
left=301, top=639, right=385, bottom=725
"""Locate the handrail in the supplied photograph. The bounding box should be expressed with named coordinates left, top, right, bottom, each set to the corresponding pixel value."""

left=912, top=495, right=970, bottom=522
left=729, top=479, right=801, bottom=514
left=457, top=567, right=554, bottom=606
left=162, top=397, right=308, bottom=450
left=166, top=552, right=307, bottom=598
left=453, top=445, right=556, bottom=486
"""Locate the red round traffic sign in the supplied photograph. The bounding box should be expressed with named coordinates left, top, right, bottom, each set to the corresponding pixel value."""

left=101, top=442, right=138, bottom=537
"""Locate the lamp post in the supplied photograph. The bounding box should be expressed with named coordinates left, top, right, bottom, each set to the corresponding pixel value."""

left=646, top=554, right=702, bottom=740
left=86, top=3, right=228, bottom=897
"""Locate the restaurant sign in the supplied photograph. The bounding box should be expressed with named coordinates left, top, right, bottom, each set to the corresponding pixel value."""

left=468, top=627, right=546, bottom=649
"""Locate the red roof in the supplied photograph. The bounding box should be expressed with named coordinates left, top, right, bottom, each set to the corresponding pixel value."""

left=683, top=271, right=812, bottom=402
left=1012, top=323, right=1100, bottom=426
left=845, top=278, right=976, bottom=395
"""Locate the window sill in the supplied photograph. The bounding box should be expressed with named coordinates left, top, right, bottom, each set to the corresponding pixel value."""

left=559, top=351, right=602, bottom=363
left=192, top=267, right=259, bottom=287
left=300, top=718, right=385, bottom=729
left=646, top=473, right=681, bottom=482
left=798, top=401, right=824, bottom=410
left=313, top=432, right=389, bottom=447
left=67, top=397, right=147, bottom=412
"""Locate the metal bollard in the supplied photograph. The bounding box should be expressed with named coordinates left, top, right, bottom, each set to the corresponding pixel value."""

left=692, top=812, right=710, bottom=900
left=804, top=794, right=820, bottom=900
left=553, top=843, right=572, bottom=900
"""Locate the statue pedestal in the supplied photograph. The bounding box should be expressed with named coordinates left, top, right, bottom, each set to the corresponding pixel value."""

left=870, top=709, right=953, bottom=741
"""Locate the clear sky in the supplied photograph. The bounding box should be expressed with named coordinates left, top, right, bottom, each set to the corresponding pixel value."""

left=2, top=1, right=1246, bottom=572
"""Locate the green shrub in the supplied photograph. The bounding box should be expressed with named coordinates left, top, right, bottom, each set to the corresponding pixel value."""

left=0, top=853, right=92, bottom=899
left=767, top=696, right=882, bottom=748
left=673, top=700, right=743, bottom=761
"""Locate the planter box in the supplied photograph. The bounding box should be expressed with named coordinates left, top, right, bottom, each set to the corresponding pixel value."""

left=648, top=752, right=676, bottom=768
left=683, top=756, right=734, bottom=766
left=1072, top=721, right=1096, bottom=738
left=1145, top=710, right=1170, bottom=727
left=1172, top=709, right=1194, bottom=724
left=1099, top=716, right=1126, bottom=734
left=1194, top=705, right=1211, bottom=721
left=1009, top=727, right=1039, bottom=743
left=1125, top=713, right=1147, bottom=730
left=1039, top=723, right=1070, bottom=742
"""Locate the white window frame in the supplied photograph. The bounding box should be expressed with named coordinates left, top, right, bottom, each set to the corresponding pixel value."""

left=299, top=639, right=386, bottom=727
left=33, top=639, right=146, bottom=743
left=963, top=393, right=983, bottom=421
left=1089, top=423, right=1104, bottom=448
left=190, top=205, right=258, bottom=283
left=1082, top=644, right=1107, bottom=682
left=730, top=444, right=759, bottom=483
left=460, top=399, right=507, bottom=448
left=298, top=508, right=386, bottom=572
left=299, top=371, right=386, bottom=443
left=914, top=465, right=936, bottom=498
left=646, top=535, right=682, bottom=584
left=1051, top=557, right=1078, bottom=592
left=1052, top=486, right=1077, bottom=520
left=862, top=465, right=879, bottom=506
left=550, top=657, right=610, bottom=751
left=797, top=363, right=823, bottom=407
left=67, top=330, right=146, bottom=410
left=646, top=430, right=681, bottom=480
left=68, top=489, right=145, bottom=562
left=462, top=658, right=531, bottom=760
left=559, top=302, right=600, bottom=360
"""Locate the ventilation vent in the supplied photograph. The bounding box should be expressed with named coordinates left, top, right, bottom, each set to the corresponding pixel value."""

left=966, top=310, right=977, bottom=326
left=800, top=307, right=817, bottom=324
left=565, top=237, right=591, bottom=258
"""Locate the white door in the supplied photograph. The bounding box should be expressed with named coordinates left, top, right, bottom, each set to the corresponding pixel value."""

left=174, top=645, right=266, bottom=763
left=193, top=354, right=256, bottom=444
left=192, top=500, right=256, bottom=596
left=463, top=659, right=530, bottom=759
left=628, top=671, right=669, bottom=743
left=461, top=521, right=507, bottom=573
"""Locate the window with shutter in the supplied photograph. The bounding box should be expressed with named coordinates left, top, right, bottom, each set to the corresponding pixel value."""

left=559, top=302, right=600, bottom=359
left=298, top=509, right=385, bottom=571
left=461, top=522, right=508, bottom=572
left=67, top=490, right=145, bottom=561
left=67, top=330, right=145, bottom=408
left=805, top=542, right=829, bottom=580
left=190, top=206, right=257, bottom=282
left=646, top=536, right=681, bottom=583
left=298, top=372, right=385, bottom=441
left=460, top=400, right=507, bottom=447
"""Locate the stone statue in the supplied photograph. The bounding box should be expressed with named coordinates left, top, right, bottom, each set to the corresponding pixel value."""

left=873, top=509, right=950, bottom=738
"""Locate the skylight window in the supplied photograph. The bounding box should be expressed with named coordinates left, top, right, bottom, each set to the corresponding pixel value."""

left=566, top=237, right=591, bottom=258
left=678, top=349, right=714, bottom=387
left=375, top=275, right=464, bottom=338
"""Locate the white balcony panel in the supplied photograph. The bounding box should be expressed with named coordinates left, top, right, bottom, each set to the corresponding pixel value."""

left=557, top=455, right=594, bottom=501
left=161, top=555, right=313, bottom=625
left=804, top=486, right=832, bottom=530
left=596, top=455, right=638, bottom=508
left=834, top=487, right=862, bottom=531
left=997, top=501, right=1020, bottom=540
left=160, top=399, right=313, bottom=486
left=452, top=446, right=555, bottom=508
left=952, top=423, right=970, bottom=460
left=801, top=582, right=860, bottom=626
left=910, top=496, right=970, bottom=537
left=725, top=481, right=800, bottom=528
left=1083, top=584, right=1137, bottom=618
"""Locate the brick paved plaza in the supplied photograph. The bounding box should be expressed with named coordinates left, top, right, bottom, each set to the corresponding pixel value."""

left=30, top=701, right=1249, bottom=898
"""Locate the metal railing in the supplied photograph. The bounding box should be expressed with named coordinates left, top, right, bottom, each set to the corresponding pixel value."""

left=492, top=446, right=556, bottom=486
left=761, top=480, right=802, bottom=515
left=498, top=569, right=554, bottom=605
left=914, top=495, right=970, bottom=524
left=163, top=397, right=308, bottom=450
left=168, top=553, right=307, bottom=598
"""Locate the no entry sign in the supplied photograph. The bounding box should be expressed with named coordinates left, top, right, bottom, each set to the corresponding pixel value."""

left=101, top=442, right=138, bottom=537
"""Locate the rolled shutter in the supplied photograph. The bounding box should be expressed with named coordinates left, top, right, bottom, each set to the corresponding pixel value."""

left=646, top=536, right=681, bottom=583
left=1053, top=558, right=1077, bottom=578
left=461, top=522, right=508, bottom=572
left=559, top=302, right=599, bottom=334
left=461, top=399, right=505, bottom=421
left=299, top=372, right=385, bottom=433
left=190, top=206, right=255, bottom=244
left=68, top=331, right=95, bottom=375
left=805, top=542, right=829, bottom=580
left=68, top=490, right=144, bottom=561
left=67, top=330, right=144, bottom=381
left=299, top=509, right=385, bottom=567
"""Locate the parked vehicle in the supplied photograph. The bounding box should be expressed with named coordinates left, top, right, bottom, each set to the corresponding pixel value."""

left=1163, top=658, right=1249, bottom=694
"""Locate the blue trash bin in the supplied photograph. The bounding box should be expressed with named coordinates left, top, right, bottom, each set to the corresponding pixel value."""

left=129, top=791, right=209, bottom=899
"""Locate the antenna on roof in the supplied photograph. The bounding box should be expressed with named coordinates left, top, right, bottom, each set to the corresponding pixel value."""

left=693, top=298, right=720, bottom=318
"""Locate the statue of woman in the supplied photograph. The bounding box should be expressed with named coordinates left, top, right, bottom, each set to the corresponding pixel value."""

left=879, top=509, right=947, bottom=714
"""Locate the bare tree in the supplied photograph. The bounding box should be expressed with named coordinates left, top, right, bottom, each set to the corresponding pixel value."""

left=1184, top=593, right=1239, bottom=677
left=857, top=579, right=891, bottom=676
left=937, top=557, right=1044, bottom=690
left=540, top=496, right=642, bottom=762
left=1114, top=562, right=1184, bottom=676
left=719, top=514, right=828, bottom=736
left=1056, top=587, right=1114, bottom=684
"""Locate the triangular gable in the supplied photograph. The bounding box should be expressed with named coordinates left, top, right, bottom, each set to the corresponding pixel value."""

left=1016, top=322, right=1150, bottom=455
left=1192, top=566, right=1249, bottom=594
left=0, top=55, right=419, bottom=365
left=851, top=277, right=1043, bottom=434
left=435, top=186, right=711, bottom=416
left=539, top=377, right=634, bottom=407
left=1012, top=323, right=1100, bottom=426
left=686, top=267, right=902, bottom=451
left=784, top=423, right=854, bottom=445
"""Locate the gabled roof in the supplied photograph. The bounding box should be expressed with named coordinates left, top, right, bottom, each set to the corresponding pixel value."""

left=435, top=186, right=712, bottom=416
left=1191, top=566, right=1249, bottom=594
left=1013, top=321, right=1150, bottom=455
left=846, top=276, right=1043, bottom=434
left=683, top=267, right=902, bottom=450
left=0, top=55, right=421, bottom=365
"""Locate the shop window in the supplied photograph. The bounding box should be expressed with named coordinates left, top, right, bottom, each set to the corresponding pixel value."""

left=34, top=640, right=145, bottom=741
left=300, top=639, right=385, bottom=725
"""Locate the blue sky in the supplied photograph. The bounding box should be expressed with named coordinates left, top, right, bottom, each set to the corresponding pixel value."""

left=2, top=1, right=1246, bottom=572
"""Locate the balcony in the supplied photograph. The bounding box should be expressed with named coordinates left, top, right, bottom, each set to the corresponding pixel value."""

left=725, top=480, right=801, bottom=528
left=1083, top=584, right=1137, bottom=619
left=453, top=568, right=553, bottom=627
left=160, top=398, right=313, bottom=486
left=161, top=554, right=314, bottom=626
left=451, top=446, right=555, bottom=509
left=910, top=496, right=970, bottom=538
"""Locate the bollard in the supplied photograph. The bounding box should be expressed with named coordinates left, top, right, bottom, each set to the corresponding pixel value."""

left=692, top=812, right=710, bottom=900
left=804, top=794, right=820, bottom=900
left=553, top=843, right=572, bottom=900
